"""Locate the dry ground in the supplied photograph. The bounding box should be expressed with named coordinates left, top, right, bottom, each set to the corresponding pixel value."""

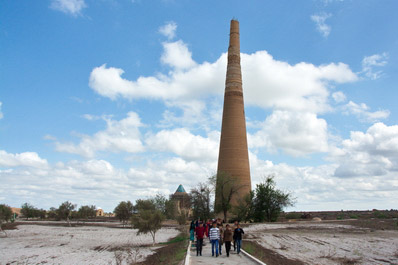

left=245, top=219, right=398, bottom=265
left=0, top=223, right=179, bottom=265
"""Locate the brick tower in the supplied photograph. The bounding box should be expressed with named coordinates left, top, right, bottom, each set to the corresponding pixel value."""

left=215, top=20, right=251, bottom=214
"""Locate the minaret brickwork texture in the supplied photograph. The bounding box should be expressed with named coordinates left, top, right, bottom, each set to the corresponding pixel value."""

left=215, top=20, right=251, bottom=211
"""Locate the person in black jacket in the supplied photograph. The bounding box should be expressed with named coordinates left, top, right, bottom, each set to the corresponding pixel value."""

left=233, top=224, right=244, bottom=254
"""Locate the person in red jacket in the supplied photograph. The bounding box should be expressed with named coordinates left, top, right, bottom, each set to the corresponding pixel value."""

left=195, top=222, right=206, bottom=256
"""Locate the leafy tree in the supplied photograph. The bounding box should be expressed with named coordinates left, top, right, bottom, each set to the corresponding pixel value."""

left=214, top=172, right=243, bottom=222
left=57, top=201, right=76, bottom=226
left=190, top=182, right=213, bottom=221
left=0, top=204, right=12, bottom=223
left=135, top=199, right=155, bottom=211
left=131, top=199, right=164, bottom=246
left=252, top=176, right=294, bottom=222
left=114, top=201, right=134, bottom=226
left=21, top=203, right=36, bottom=220
left=0, top=204, right=12, bottom=236
left=164, top=198, right=176, bottom=220
left=152, top=194, right=167, bottom=213
left=232, top=191, right=255, bottom=223
left=34, top=208, right=46, bottom=219
left=47, top=207, right=58, bottom=219
left=78, top=205, right=97, bottom=219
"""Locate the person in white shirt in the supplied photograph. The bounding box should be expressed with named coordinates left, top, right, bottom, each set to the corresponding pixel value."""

left=209, top=222, right=220, bottom=257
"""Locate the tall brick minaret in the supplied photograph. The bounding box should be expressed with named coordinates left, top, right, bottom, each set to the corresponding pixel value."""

left=215, top=20, right=251, bottom=211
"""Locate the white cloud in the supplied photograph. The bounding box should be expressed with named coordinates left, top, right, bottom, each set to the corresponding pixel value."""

left=311, top=13, right=332, bottom=37
left=90, top=50, right=357, bottom=114
left=0, top=102, right=3, bottom=119
left=82, top=114, right=101, bottom=121
left=161, top=40, right=197, bottom=70
left=242, top=51, right=357, bottom=113
left=342, top=101, right=390, bottom=122
left=50, top=0, right=87, bottom=16
left=55, top=112, right=144, bottom=157
left=146, top=128, right=219, bottom=162
left=0, top=150, right=48, bottom=168
left=250, top=111, right=329, bottom=156
left=330, top=122, right=398, bottom=178
left=361, top=53, right=388, bottom=80
left=332, top=91, right=346, bottom=103
left=159, top=21, right=177, bottom=40
left=249, top=153, right=398, bottom=211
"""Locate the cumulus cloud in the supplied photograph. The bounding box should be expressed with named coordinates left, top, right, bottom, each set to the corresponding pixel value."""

left=311, top=13, right=332, bottom=37
left=250, top=111, right=329, bottom=156
left=332, top=91, right=346, bottom=103
left=361, top=53, right=388, bottom=80
left=249, top=154, right=398, bottom=210
left=342, top=101, right=390, bottom=122
left=160, top=40, right=197, bottom=70
left=242, top=52, right=357, bottom=113
left=0, top=151, right=215, bottom=211
left=55, top=112, right=144, bottom=157
left=50, top=0, right=87, bottom=16
left=330, top=122, right=398, bottom=178
left=0, top=150, right=48, bottom=168
left=146, top=128, right=219, bottom=162
left=90, top=50, right=357, bottom=114
left=159, top=21, right=177, bottom=40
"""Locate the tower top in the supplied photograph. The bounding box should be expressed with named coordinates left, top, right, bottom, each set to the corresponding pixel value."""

left=175, top=184, right=186, bottom=193
left=229, top=20, right=240, bottom=48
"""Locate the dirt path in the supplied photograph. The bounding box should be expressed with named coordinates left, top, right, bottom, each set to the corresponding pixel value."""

left=188, top=240, right=258, bottom=265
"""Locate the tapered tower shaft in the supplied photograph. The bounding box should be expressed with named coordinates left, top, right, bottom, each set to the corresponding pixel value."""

left=216, top=20, right=251, bottom=211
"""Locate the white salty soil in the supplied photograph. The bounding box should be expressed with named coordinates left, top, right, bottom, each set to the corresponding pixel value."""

left=0, top=224, right=179, bottom=265
left=245, top=222, right=398, bottom=265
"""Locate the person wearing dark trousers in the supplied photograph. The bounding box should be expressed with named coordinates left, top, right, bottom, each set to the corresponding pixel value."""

left=209, top=222, right=220, bottom=257
left=233, top=220, right=239, bottom=251
left=194, top=222, right=206, bottom=256
left=233, top=224, right=244, bottom=254
left=218, top=223, right=224, bottom=255
left=223, top=224, right=233, bottom=257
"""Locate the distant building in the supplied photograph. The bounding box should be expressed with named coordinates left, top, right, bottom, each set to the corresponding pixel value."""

left=96, top=208, right=104, bottom=217
left=11, top=207, right=21, bottom=216
left=171, top=184, right=191, bottom=216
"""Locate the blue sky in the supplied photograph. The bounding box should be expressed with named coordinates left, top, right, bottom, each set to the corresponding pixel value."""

left=1, top=0, right=397, bottom=212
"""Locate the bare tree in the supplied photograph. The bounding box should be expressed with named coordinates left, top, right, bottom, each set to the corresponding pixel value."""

left=214, top=172, right=242, bottom=222
left=190, top=182, right=213, bottom=221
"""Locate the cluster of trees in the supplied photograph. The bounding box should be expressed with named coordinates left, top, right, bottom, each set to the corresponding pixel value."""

left=114, top=196, right=169, bottom=245
left=190, top=174, right=294, bottom=223
left=21, top=203, right=47, bottom=220
left=1, top=174, right=292, bottom=237
left=11, top=202, right=97, bottom=225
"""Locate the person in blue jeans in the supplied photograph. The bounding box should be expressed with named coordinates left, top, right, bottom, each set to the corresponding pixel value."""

left=233, top=224, right=244, bottom=254
left=209, top=222, right=220, bottom=257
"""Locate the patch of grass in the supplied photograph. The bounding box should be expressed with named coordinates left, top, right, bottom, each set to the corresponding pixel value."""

left=136, top=231, right=188, bottom=265
left=159, top=234, right=187, bottom=245
left=243, top=243, right=255, bottom=255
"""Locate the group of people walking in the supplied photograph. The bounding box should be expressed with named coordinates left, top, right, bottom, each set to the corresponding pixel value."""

left=190, top=219, right=245, bottom=258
